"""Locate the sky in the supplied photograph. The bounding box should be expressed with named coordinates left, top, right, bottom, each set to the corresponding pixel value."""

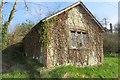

left=2, top=0, right=119, bottom=32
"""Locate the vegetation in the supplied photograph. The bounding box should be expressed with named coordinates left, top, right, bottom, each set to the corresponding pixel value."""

left=2, top=51, right=119, bottom=78
left=40, top=54, right=119, bottom=78
left=2, top=21, right=119, bottom=78
left=38, top=21, right=51, bottom=52
left=103, top=32, right=118, bottom=53
left=8, top=21, right=34, bottom=46
left=1, top=0, right=29, bottom=49
left=2, top=0, right=18, bottom=49
left=103, top=23, right=119, bottom=53
left=2, top=43, right=43, bottom=78
left=37, top=18, right=56, bottom=53
left=1, top=1, right=119, bottom=79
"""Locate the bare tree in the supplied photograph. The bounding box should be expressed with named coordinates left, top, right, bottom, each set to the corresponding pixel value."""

left=100, top=18, right=109, bottom=27
left=46, top=3, right=63, bottom=16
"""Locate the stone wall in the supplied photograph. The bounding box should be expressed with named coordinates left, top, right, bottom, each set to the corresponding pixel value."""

left=46, top=4, right=104, bottom=67
left=23, top=22, right=46, bottom=65
left=23, top=4, right=104, bottom=67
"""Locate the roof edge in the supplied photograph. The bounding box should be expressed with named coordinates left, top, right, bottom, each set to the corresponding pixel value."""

left=41, top=1, right=105, bottom=32
left=80, top=2, right=105, bottom=32
left=42, top=1, right=81, bottom=22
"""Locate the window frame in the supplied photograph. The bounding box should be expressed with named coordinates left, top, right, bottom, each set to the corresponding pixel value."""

left=70, top=31, right=77, bottom=48
left=69, top=29, right=88, bottom=49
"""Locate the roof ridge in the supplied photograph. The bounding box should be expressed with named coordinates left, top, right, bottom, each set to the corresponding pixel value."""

left=42, top=1, right=81, bottom=22
left=41, top=1, right=105, bottom=32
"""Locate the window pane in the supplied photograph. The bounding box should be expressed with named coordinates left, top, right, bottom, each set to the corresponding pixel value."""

left=77, top=32, right=82, bottom=47
left=70, top=31, right=76, bottom=48
left=77, top=32, right=87, bottom=48
left=82, top=32, right=87, bottom=48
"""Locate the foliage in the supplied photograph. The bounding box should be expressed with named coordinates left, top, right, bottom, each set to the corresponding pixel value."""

left=38, top=20, right=54, bottom=53
left=2, top=0, right=18, bottom=49
left=2, top=24, right=8, bottom=49
left=8, top=21, right=34, bottom=46
left=103, top=32, right=118, bottom=53
left=38, top=22, right=48, bottom=53
left=2, top=53, right=119, bottom=78
left=118, top=23, right=120, bottom=52
left=40, top=54, right=119, bottom=78
left=2, top=70, right=29, bottom=78
left=2, top=42, right=43, bottom=78
left=0, top=10, right=2, bottom=51
left=2, top=42, right=25, bottom=74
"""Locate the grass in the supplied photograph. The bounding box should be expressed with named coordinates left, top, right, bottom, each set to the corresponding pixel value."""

left=2, top=70, right=29, bottom=78
left=2, top=53, right=119, bottom=78
left=1, top=42, right=119, bottom=78
left=2, top=43, right=43, bottom=78
left=40, top=54, right=119, bottom=78
left=2, top=57, right=43, bottom=78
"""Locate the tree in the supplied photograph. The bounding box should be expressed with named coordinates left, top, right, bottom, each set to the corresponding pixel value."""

left=118, top=23, right=120, bottom=52
left=1, top=0, right=29, bottom=49
left=8, top=21, right=34, bottom=45
left=0, top=0, right=4, bottom=51
left=2, top=0, right=18, bottom=49
left=100, top=18, right=109, bottom=27
left=103, top=23, right=119, bottom=53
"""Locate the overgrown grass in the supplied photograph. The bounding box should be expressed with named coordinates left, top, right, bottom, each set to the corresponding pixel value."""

left=2, top=70, right=29, bottom=78
left=2, top=53, right=119, bottom=78
left=40, top=53, right=119, bottom=78
left=2, top=43, right=43, bottom=78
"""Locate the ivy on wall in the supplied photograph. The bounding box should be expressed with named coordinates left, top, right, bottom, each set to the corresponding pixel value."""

left=38, top=17, right=57, bottom=53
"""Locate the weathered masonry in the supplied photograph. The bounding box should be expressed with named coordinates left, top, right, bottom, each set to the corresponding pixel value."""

left=23, top=1, right=105, bottom=67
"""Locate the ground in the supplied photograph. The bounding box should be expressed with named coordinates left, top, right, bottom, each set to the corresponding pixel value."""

left=1, top=43, right=119, bottom=78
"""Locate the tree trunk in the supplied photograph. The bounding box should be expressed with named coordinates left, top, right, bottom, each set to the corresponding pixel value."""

left=0, top=0, right=4, bottom=50
left=2, top=0, right=18, bottom=49
left=118, top=24, right=120, bottom=53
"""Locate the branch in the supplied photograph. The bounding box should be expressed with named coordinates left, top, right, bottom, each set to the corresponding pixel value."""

left=24, top=0, right=29, bottom=11
left=5, top=0, right=18, bottom=28
left=0, top=0, right=4, bottom=13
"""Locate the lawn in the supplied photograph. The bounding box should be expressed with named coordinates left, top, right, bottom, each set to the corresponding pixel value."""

left=2, top=53, right=119, bottom=78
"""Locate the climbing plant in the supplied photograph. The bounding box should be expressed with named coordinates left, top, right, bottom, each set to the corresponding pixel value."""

left=2, top=23, right=8, bottom=49
left=38, top=21, right=50, bottom=53
left=2, top=0, right=18, bottom=49
left=38, top=17, right=57, bottom=53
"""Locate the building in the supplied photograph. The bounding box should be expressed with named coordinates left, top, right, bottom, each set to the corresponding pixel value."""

left=23, top=1, right=105, bottom=67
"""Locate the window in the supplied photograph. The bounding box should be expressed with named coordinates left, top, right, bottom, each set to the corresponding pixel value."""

left=70, top=31, right=77, bottom=48
left=70, top=31, right=87, bottom=48
left=77, top=32, right=82, bottom=47
left=82, top=32, right=87, bottom=47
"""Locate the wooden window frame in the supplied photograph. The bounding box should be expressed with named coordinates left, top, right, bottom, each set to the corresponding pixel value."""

left=69, top=29, right=88, bottom=49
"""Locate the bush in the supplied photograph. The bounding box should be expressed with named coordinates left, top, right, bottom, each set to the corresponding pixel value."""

left=8, top=22, right=34, bottom=46
left=103, top=32, right=118, bottom=53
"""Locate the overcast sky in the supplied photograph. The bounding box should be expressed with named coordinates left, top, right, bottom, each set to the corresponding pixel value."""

left=2, top=0, right=119, bottom=32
